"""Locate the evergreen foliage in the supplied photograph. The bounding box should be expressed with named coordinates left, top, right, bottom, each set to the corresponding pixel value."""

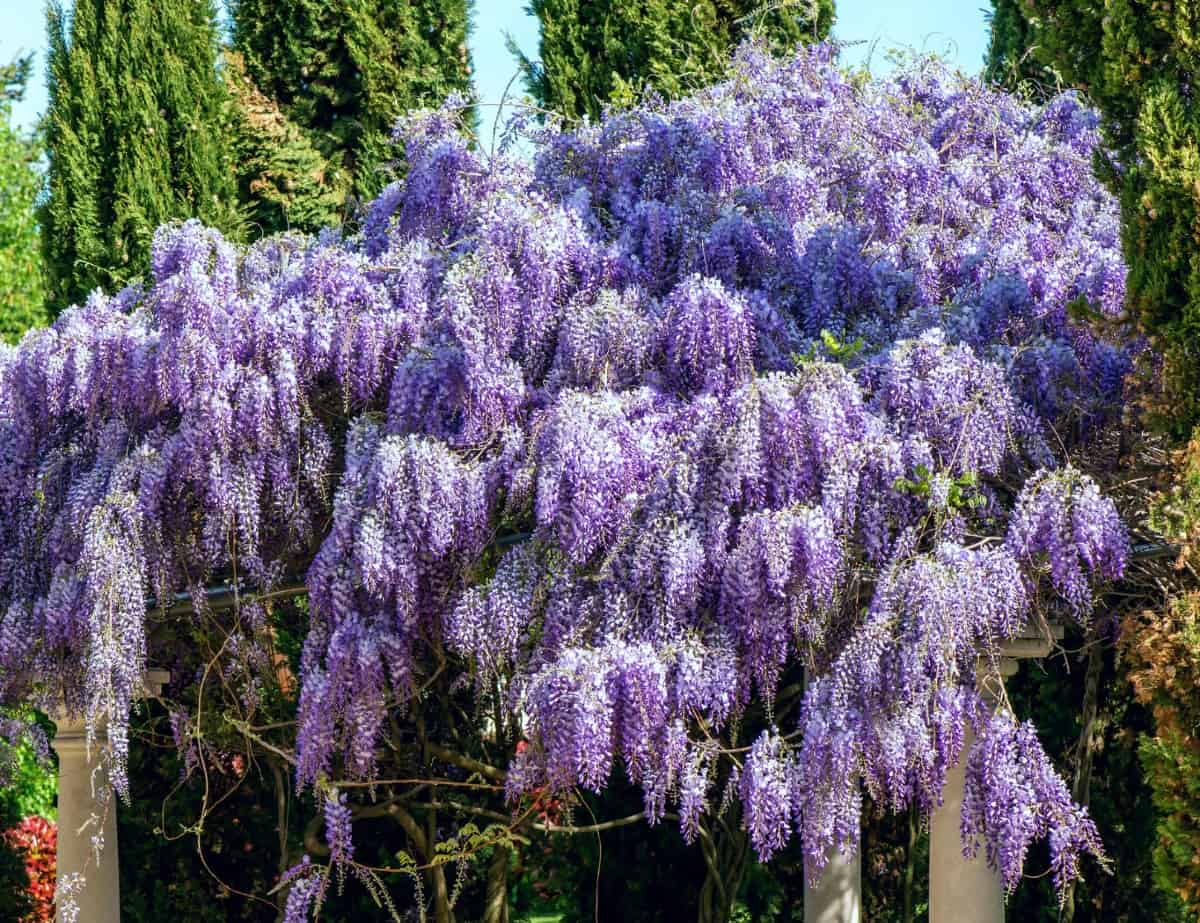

left=230, top=0, right=473, bottom=205
left=1132, top=434, right=1200, bottom=919
left=519, top=0, right=834, bottom=121
left=1125, top=594, right=1200, bottom=917
left=0, top=59, right=49, bottom=343
left=224, top=51, right=349, bottom=237
left=39, top=0, right=244, bottom=312
left=984, top=0, right=1052, bottom=93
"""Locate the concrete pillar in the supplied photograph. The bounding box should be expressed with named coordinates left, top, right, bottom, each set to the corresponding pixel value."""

left=929, top=721, right=1004, bottom=923
left=53, top=714, right=120, bottom=923
left=929, top=662, right=1015, bottom=923
left=804, top=845, right=862, bottom=923
left=52, top=672, right=168, bottom=923
left=802, top=663, right=862, bottom=923
left=799, top=626, right=1059, bottom=923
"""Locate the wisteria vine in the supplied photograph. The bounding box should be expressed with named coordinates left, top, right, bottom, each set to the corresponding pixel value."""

left=0, top=43, right=1132, bottom=904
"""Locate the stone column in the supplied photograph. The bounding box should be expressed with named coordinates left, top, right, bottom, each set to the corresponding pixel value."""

left=53, top=671, right=168, bottom=923
left=804, top=846, right=862, bottom=923
left=53, top=714, right=120, bottom=923
left=928, top=624, right=1061, bottom=923
left=929, top=720, right=1005, bottom=923
left=802, top=664, right=862, bottom=923
left=929, top=650, right=1022, bottom=923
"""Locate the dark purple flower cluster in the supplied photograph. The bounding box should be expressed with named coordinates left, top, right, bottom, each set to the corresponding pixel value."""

left=0, top=42, right=1134, bottom=901
left=281, top=867, right=320, bottom=923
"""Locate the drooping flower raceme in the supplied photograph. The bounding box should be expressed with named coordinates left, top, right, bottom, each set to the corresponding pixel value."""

left=963, top=711, right=1106, bottom=894
left=1007, top=466, right=1128, bottom=616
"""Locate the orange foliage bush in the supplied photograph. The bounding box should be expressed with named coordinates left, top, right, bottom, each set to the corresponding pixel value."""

left=1123, top=596, right=1200, bottom=914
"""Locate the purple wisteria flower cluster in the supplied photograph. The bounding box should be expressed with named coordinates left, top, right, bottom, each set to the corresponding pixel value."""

left=0, top=43, right=1131, bottom=898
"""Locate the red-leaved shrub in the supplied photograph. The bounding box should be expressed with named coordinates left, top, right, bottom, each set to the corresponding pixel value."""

left=4, top=816, right=56, bottom=922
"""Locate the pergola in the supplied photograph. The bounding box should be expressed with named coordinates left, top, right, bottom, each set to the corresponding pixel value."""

left=52, top=631, right=1058, bottom=923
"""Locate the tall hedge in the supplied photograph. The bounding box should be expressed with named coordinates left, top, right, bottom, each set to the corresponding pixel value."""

left=40, top=0, right=244, bottom=311
left=519, top=0, right=835, bottom=122
left=224, top=50, right=349, bottom=237
left=984, top=0, right=1051, bottom=92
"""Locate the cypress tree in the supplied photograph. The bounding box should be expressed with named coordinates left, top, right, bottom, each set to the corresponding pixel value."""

left=519, top=0, right=835, bottom=122
left=984, top=0, right=1054, bottom=94
left=40, top=0, right=244, bottom=310
left=230, top=0, right=473, bottom=205
left=0, top=57, right=49, bottom=342
left=224, top=51, right=349, bottom=236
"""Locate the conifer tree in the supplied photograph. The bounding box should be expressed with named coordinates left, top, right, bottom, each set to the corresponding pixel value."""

left=224, top=51, right=349, bottom=236
left=230, top=0, right=473, bottom=205
left=984, top=0, right=1053, bottom=93
left=0, top=57, right=49, bottom=342
left=40, top=0, right=244, bottom=311
left=519, top=0, right=835, bottom=122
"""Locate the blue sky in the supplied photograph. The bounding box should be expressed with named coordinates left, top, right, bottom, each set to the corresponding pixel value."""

left=1, top=1, right=990, bottom=132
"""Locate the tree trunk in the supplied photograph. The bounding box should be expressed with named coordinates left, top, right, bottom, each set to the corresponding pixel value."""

left=903, top=805, right=918, bottom=923
left=269, top=758, right=291, bottom=923
left=1059, top=628, right=1104, bottom=923
left=483, top=845, right=510, bottom=923
left=429, top=805, right=455, bottom=923
left=696, top=812, right=750, bottom=923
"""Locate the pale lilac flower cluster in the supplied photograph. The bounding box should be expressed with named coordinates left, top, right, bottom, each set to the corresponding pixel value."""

left=963, top=711, right=1105, bottom=894
left=324, top=791, right=355, bottom=865
left=791, top=545, right=1029, bottom=875
left=740, top=729, right=798, bottom=861
left=661, top=275, right=756, bottom=395
left=0, top=714, right=49, bottom=786
left=719, top=505, right=842, bottom=694
left=168, top=708, right=199, bottom=781
left=876, top=329, right=1045, bottom=475
left=0, top=42, right=1136, bottom=902
left=1006, top=467, right=1128, bottom=616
